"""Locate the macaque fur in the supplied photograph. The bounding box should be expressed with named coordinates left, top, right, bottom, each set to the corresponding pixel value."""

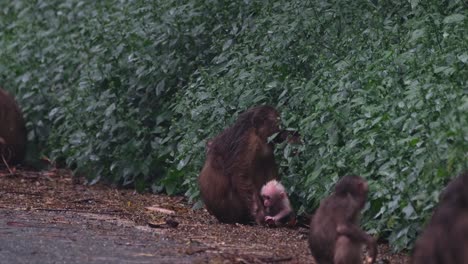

left=0, top=88, right=27, bottom=165
left=412, top=171, right=468, bottom=264
left=261, top=179, right=295, bottom=226
left=205, top=138, right=213, bottom=155
left=308, top=175, right=377, bottom=264
left=198, top=106, right=297, bottom=224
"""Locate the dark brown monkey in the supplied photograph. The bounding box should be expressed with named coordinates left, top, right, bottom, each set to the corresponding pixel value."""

left=308, top=175, right=377, bottom=264
left=412, top=171, right=468, bottom=264
left=0, top=88, right=27, bottom=165
left=261, top=179, right=296, bottom=227
left=198, top=105, right=291, bottom=224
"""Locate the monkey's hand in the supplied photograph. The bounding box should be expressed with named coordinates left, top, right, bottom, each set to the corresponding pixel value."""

left=265, top=216, right=277, bottom=227
left=265, top=216, right=281, bottom=223
left=337, top=224, right=377, bottom=264
left=366, top=237, right=377, bottom=264
left=254, top=209, right=266, bottom=225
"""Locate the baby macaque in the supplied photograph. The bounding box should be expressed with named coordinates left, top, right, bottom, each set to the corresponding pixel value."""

left=261, top=180, right=296, bottom=227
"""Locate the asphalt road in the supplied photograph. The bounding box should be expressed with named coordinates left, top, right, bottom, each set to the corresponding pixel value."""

left=0, top=209, right=205, bottom=264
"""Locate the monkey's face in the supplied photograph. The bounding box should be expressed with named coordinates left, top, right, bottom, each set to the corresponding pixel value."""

left=262, top=195, right=273, bottom=208
left=262, top=191, right=282, bottom=208
left=357, top=181, right=369, bottom=208
left=253, top=110, right=281, bottom=141
left=262, top=190, right=278, bottom=208
left=263, top=117, right=281, bottom=140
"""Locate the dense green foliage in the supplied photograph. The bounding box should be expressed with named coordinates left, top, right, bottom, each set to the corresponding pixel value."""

left=0, top=0, right=466, bottom=250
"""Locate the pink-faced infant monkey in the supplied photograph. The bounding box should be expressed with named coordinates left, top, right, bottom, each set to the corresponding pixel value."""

left=261, top=180, right=296, bottom=227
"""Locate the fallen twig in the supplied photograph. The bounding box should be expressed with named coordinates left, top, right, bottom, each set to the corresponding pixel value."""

left=1, top=153, right=14, bottom=175
left=1, top=190, right=42, bottom=196
left=145, top=206, right=175, bottom=215
left=148, top=218, right=179, bottom=228
left=259, top=256, right=293, bottom=263
left=34, top=208, right=131, bottom=216
left=185, top=246, right=217, bottom=255
left=72, top=198, right=97, bottom=204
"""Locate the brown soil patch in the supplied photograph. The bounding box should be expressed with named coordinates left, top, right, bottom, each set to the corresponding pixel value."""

left=0, top=168, right=410, bottom=263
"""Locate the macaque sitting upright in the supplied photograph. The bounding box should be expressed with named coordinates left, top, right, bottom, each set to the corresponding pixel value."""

left=261, top=180, right=296, bottom=227
left=308, top=175, right=377, bottom=264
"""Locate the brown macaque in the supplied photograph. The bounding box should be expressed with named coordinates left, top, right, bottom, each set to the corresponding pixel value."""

left=0, top=88, right=27, bottom=165
left=198, top=106, right=295, bottom=224
left=411, top=171, right=468, bottom=264
left=308, top=175, right=377, bottom=264
left=261, top=179, right=296, bottom=227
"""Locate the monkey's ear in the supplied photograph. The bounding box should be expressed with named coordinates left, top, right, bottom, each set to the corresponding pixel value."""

left=358, top=181, right=369, bottom=192
left=251, top=112, right=264, bottom=128
left=280, top=192, right=286, bottom=199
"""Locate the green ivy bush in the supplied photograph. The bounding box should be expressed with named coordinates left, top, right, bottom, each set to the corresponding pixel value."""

left=0, top=0, right=466, bottom=250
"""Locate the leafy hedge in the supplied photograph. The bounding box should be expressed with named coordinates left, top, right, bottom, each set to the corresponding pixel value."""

left=0, top=0, right=466, bottom=250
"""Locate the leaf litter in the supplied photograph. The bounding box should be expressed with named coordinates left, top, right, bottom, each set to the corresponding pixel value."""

left=0, top=167, right=409, bottom=263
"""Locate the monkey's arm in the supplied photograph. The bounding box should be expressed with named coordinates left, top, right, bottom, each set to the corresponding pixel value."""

left=274, top=130, right=301, bottom=144
left=270, top=203, right=293, bottom=222
left=251, top=192, right=265, bottom=224
left=336, top=224, right=377, bottom=264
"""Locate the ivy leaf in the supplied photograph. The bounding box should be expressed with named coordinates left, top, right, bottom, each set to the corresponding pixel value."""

left=222, top=39, right=233, bottom=51
left=458, top=53, right=468, bottom=64
left=402, top=204, right=415, bottom=219
left=443, top=14, right=465, bottom=24
left=434, top=66, right=455, bottom=76
left=177, top=155, right=191, bottom=170
left=409, top=0, right=420, bottom=9
left=409, top=29, right=425, bottom=43
left=105, top=103, right=116, bottom=117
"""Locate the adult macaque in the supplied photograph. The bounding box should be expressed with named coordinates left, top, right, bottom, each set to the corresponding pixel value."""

left=411, top=171, right=468, bottom=264
left=261, top=179, right=296, bottom=227
left=0, top=88, right=27, bottom=165
left=308, top=175, right=377, bottom=264
left=198, top=105, right=296, bottom=224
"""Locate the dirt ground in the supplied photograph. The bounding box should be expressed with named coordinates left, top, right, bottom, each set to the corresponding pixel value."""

left=0, top=168, right=410, bottom=263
